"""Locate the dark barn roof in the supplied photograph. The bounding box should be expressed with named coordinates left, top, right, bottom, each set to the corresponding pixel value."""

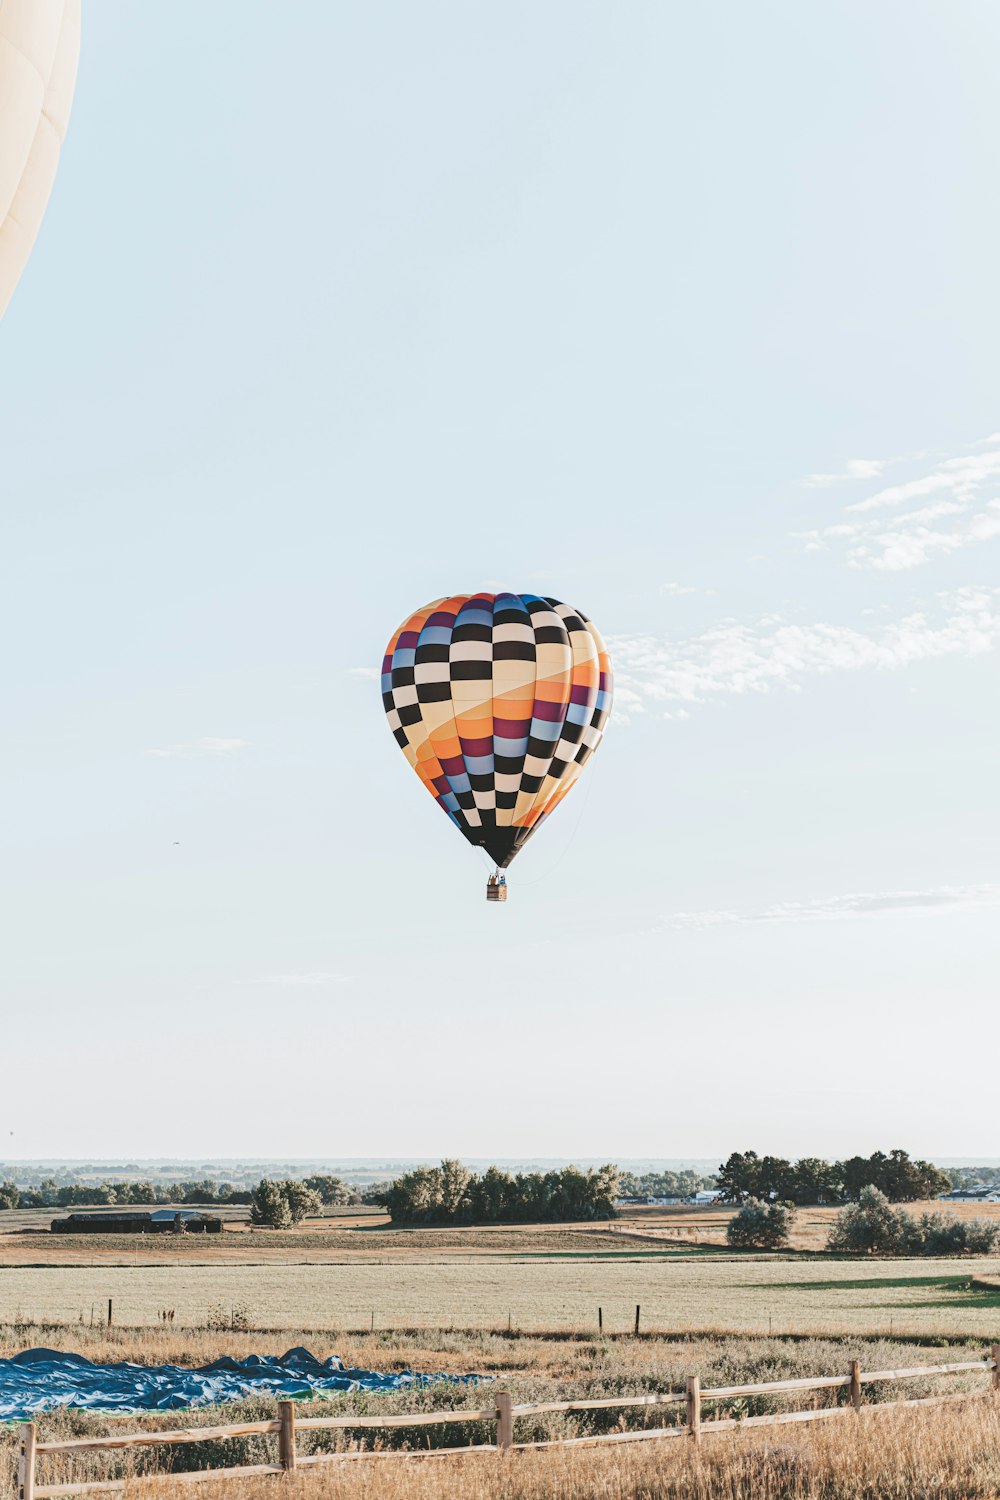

left=50, top=1211, right=222, bottom=1234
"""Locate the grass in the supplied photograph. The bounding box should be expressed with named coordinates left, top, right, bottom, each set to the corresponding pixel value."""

left=121, top=1402, right=1000, bottom=1500
left=1, top=1324, right=998, bottom=1498
left=1, top=1255, right=999, bottom=1336
left=0, top=1225, right=671, bottom=1265
left=3, top=1208, right=999, bottom=1495
left=6, top=1199, right=998, bottom=1265
left=618, top=1200, right=1000, bottom=1253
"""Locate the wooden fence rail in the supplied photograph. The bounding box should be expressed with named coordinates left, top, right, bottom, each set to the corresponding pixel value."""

left=16, top=1346, right=999, bottom=1499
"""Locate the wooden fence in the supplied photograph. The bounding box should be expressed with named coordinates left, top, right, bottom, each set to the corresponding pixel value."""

left=17, top=1346, right=1000, bottom=1498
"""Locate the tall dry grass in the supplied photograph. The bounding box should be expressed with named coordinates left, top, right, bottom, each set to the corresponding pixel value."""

left=111, top=1399, right=1000, bottom=1500
left=2, top=1324, right=996, bottom=1496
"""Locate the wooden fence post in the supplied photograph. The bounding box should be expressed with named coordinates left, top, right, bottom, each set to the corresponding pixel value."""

left=496, top=1391, right=514, bottom=1451
left=849, top=1360, right=862, bottom=1411
left=634, top=1305, right=641, bottom=1337
left=278, top=1401, right=297, bottom=1472
left=686, top=1375, right=701, bottom=1446
left=107, top=1299, right=113, bottom=1329
left=598, top=1306, right=602, bottom=1334
left=991, top=1344, right=1000, bottom=1392
left=18, top=1421, right=36, bottom=1500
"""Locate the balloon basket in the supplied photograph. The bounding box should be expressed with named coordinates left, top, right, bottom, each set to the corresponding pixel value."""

left=486, top=880, right=508, bottom=903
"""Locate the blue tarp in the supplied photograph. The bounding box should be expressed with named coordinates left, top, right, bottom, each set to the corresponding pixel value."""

left=0, top=1347, right=481, bottom=1421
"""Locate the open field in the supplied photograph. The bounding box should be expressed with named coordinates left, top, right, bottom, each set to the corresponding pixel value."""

left=617, top=1199, right=1000, bottom=1252
left=3, top=1325, right=1000, bottom=1498
left=0, top=1226, right=665, bottom=1266
left=3, top=1211, right=999, bottom=1495
left=6, top=1200, right=1000, bottom=1264
left=6, top=1200, right=1000, bottom=1266
left=1, top=1255, right=999, bottom=1336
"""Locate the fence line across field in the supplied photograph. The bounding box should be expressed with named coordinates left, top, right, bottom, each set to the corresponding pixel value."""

left=17, top=1346, right=1000, bottom=1498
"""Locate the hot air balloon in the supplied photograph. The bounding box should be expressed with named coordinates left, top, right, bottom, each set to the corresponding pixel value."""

left=382, top=593, right=612, bottom=899
left=0, top=0, right=80, bottom=321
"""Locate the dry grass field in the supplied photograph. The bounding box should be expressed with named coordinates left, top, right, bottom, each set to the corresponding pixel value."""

left=3, top=1208, right=999, bottom=1495
left=1, top=1254, right=999, bottom=1336
left=617, top=1199, right=1000, bottom=1252
left=6, top=1199, right=998, bottom=1265
left=127, top=1402, right=1000, bottom=1500
left=126, top=1403, right=1000, bottom=1500
left=3, top=1324, right=1000, bottom=1499
left=0, top=1225, right=659, bottom=1267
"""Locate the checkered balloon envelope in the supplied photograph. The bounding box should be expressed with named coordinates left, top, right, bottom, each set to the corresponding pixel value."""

left=382, top=593, right=613, bottom=875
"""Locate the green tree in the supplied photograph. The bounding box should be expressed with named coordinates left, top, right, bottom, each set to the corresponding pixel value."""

left=788, top=1157, right=842, bottom=1205
left=468, top=1166, right=513, bottom=1222
left=589, top=1164, right=621, bottom=1219
left=882, top=1150, right=950, bottom=1202
left=837, top=1150, right=949, bottom=1203
left=385, top=1166, right=443, bottom=1223
left=33, top=1177, right=60, bottom=1207
left=178, top=1179, right=218, bottom=1204
left=726, top=1198, right=794, bottom=1250
left=439, top=1159, right=472, bottom=1220
left=0, top=1181, right=19, bottom=1210
left=123, top=1181, right=156, bottom=1205
left=716, top=1151, right=760, bottom=1203
left=826, top=1186, right=907, bottom=1253
left=716, top=1151, right=794, bottom=1203
left=381, top=1161, right=620, bottom=1226
left=619, top=1168, right=715, bottom=1199
left=302, top=1175, right=347, bottom=1205
left=280, top=1180, right=323, bottom=1223
left=249, top=1179, right=293, bottom=1229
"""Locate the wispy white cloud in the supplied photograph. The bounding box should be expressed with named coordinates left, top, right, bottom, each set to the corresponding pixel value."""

left=660, top=581, right=697, bottom=597
left=847, top=449, right=1000, bottom=514
left=348, top=666, right=380, bottom=681
left=148, top=737, right=247, bottom=759
left=664, top=884, right=1000, bottom=930
left=799, top=437, right=1000, bottom=571
left=610, top=587, right=1000, bottom=717
left=804, top=457, right=893, bottom=488
left=255, top=972, right=351, bottom=986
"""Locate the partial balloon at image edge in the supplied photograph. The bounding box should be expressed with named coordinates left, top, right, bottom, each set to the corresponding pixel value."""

left=0, top=0, right=81, bottom=322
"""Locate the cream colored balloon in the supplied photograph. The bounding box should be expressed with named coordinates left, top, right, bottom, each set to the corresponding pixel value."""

left=0, top=0, right=80, bottom=320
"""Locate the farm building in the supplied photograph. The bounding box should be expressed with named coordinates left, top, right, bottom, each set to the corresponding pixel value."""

left=50, top=1209, right=222, bottom=1235
left=616, top=1196, right=686, bottom=1206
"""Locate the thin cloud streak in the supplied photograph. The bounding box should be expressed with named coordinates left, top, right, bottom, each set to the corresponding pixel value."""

left=804, top=457, right=892, bottom=487
left=148, top=737, right=247, bottom=759
left=610, top=587, right=1000, bottom=718
left=255, top=972, right=351, bottom=986
left=664, top=884, right=1000, bottom=930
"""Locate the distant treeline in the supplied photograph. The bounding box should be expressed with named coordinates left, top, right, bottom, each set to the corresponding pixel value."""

left=0, top=1174, right=356, bottom=1212
left=717, top=1150, right=951, bottom=1205
left=618, top=1169, right=716, bottom=1199
left=947, top=1166, right=1000, bottom=1191
left=370, top=1160, right=620, bottom=1224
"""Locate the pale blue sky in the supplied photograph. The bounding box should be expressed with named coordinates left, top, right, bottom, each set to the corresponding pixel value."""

left=3, top=2, right=998, bottom=1161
